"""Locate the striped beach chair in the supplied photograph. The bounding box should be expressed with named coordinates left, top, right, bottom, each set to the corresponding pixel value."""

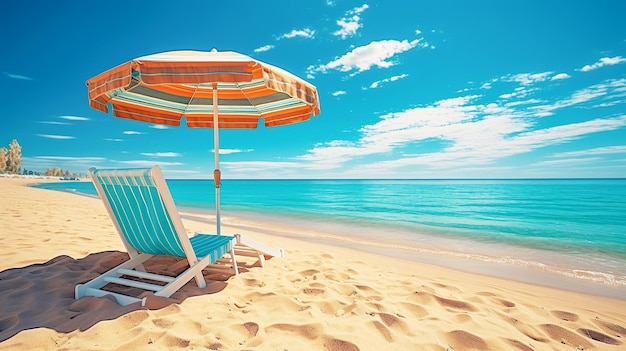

left=75, top=166, right=238, bottom=306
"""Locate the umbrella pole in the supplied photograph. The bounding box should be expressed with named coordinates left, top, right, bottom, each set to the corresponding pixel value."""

left=213, top=83, right=221, bottom=235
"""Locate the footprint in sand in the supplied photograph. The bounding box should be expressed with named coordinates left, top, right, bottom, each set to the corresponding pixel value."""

left=486, top=296, right=516, bottom=309
left=324, top=338, right=360, bottom=351
left=240, top=277, right=266, bottom=287
left=550, top=310, right=579, bottom=322
left=241, top=322, right=259, bottom=336
left=540, top=323, right=594, bottom=349
left=302, top=287, right=326, bottom=296
left=593, top=319, right=626, bottom=338
left=161, top=335, right=191, bottom=348
left=433, top=295, right=477, bottom=312
left=298, top=269, right=320, bottom=278
left=578, top=328, right=622, bottom=345
left=151, top=318, right=175, bottom=329
left=505, top=338, right=534, bottom=351
left=377, top=312, right=411, bottom=335
left=225, top=321, right=260, bottom=346
left=265, top=323, right=323, bottom=340
left=444, top=330, right=488, bottom=350
left=500, top=315, right=548, bottom=342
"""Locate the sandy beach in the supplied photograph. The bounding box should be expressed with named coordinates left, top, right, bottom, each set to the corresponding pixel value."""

left=1, top=177, right=625, bottom=350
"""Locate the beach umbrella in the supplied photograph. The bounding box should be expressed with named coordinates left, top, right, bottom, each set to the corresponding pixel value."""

left=87, top=49, right=321, bottom=235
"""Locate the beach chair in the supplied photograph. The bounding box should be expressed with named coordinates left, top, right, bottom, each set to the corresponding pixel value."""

left=75, top=166, right=239, bottom=306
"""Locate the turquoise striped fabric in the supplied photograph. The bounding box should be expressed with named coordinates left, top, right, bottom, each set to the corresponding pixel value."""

left=189, top=234, right=233, bottom=261
left=93, top=168, right=186, bottom=257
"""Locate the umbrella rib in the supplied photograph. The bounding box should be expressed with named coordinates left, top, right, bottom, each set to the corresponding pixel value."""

left=236, top=82, right=264, bottom=121
left=183, top=85, right=200, bottom=117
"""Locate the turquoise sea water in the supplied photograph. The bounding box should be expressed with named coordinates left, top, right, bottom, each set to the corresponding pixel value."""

left=34, top=179, right=626, bottom=292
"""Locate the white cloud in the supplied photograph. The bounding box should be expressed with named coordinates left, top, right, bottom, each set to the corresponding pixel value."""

left=352, top=115, right=626, bottom=174
left=40, top=116, right=89, bottom=125
left=551, top=73, right=570, bottom=80
left=37, top=134, right=75, bottom=140
left=549, top=145, right=626, bottom=158
left=105, top=138, right=123, bottom=142
left=254, top=45, right=274, bottom=53
left=530, top=78, right=626, bottom=117
left=212, top=148, right=253, bottom=155
left=352, top=4, right=369, bottom=13
left=118, top=160, right=184, bottom=167
left=502, top=72, right=552, bottom=85
left=530, top=157, right=600, bottom=167
left=308, top=39, right=422, bottom=76
left=498, top=86, right=537, bottom=100
left=222, top=161, right=302, bottom=170
left=4, top=72, right=33, bottom=80
left=220, top=161, right=317, bottom=179
left=141, top=152, right=181, bottom=157
left=280, top=28, right=315, bottom=39
left=333, top=4, right=369, bottom=39
left=60, top=115, right=90, bottom=121
left=580, top=56, right=626, bottom=72
left=40, top=121, right=71, bottom=125
left=332, top=90, right=347, bottom=96
left=369, top=74, right=408, bottom=88
left=150, top=124, right=169, bottom=129
left=123, top=130, right=143, bottom=135
left=34, top=156, right=105, bottom=162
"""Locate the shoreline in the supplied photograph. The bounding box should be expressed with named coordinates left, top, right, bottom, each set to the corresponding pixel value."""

left=3, top=177, right=626, bottom=350
left=181, top=211, right=626, bottom=300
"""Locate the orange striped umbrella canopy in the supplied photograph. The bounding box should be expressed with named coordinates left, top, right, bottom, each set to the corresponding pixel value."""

left=87, top=50, right=320, bottom=128
left=87, top=49, right=321, bottom=234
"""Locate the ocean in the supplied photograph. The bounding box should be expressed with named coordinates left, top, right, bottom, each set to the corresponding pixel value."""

left=34, top=178, right=626, bottom=296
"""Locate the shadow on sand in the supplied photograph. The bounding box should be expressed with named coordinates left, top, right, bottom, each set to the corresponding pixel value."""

left=0, top=251, right=242, bottom=342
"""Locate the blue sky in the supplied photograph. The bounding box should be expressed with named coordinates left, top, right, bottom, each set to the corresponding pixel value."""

left=1, top=1, right=625, bottom=179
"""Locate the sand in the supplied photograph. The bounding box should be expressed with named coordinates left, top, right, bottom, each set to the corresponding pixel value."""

left=0, top=177, right=625, bottom=350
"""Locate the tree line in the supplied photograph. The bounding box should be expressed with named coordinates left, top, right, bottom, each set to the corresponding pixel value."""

left=1, top=139, right=86, bottom=178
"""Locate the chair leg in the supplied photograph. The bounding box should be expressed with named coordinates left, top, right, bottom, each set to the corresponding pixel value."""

left=231, top=246, right=239, bottom=275
left=194, top=271, right=207, bottom=289
left=157, top=254, right=212, bottom=297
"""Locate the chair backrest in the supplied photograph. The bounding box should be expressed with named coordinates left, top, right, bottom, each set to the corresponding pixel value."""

left=89, top=166, right=195, bottom=259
